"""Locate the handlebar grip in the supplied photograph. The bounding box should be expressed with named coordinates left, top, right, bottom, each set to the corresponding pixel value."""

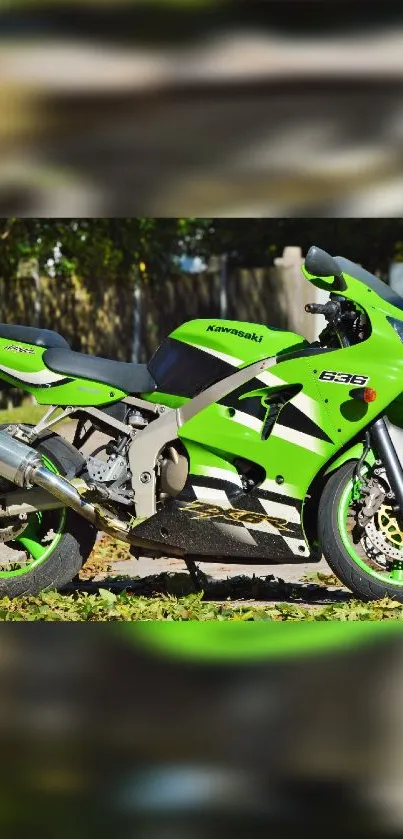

left=305, top=303, right=326, bottom=314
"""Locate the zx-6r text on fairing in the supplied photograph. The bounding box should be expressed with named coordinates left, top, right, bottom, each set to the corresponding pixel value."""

left=0, top=245, right=403, bottom=601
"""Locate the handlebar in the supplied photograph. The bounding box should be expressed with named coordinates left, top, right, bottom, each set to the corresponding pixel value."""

left=305, top=303, right=326, bottom=314
left=305, top=301, right=341, bottom=319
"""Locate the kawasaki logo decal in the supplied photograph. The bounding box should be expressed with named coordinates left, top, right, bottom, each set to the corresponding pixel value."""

left=5, top=344, right=35, bottom=355
left=206, top=325, right=263, bottom=343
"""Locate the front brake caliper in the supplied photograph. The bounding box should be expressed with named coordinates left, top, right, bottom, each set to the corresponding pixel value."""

left=357, top=477, right=386, bottom=528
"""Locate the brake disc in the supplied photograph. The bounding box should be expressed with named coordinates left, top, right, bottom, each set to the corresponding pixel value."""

left=365, top=504, right=403, bottom=562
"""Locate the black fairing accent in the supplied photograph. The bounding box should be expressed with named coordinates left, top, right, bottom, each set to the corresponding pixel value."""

left=148, top=337, right=235, bottom=397
left=44, top=348, right=157, bottom=394
left=277, top=403, right=333, bottom=443
left=0, top=323, right=69, bottom=349
left=276, top=346, right=333, bottom=363
left=219, top=379, right=272, bottom=419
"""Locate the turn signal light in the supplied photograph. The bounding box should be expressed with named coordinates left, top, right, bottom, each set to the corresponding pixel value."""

left=350, top=387, right=377, bottom=403
left=363, top=388, right=377, bottom=403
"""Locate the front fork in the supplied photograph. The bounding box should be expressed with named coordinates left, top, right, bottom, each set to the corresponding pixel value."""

left=370, top=417, right=403, bottom=516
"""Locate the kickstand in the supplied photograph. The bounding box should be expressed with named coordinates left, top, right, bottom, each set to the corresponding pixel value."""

left=184, top=558, right=208, bottom=592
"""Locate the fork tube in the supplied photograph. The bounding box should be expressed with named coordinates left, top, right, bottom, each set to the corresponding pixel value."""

left=370, top=417, right=403, bottom=514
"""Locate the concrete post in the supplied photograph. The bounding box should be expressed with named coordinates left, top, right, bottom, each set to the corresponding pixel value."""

left=274, top=246, right=328, bottom=342
left=220, top=253, right=228, bottom=319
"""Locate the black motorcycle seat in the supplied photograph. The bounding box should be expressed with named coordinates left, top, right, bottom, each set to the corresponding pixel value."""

left=44, top=348, right=157, bottom=394
left=0, top=323, right=70, bottom=349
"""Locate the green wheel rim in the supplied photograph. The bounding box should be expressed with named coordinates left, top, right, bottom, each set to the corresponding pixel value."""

left=338, top=478, right=403, bottom=587
left=0, top=454, right=66, bottom=579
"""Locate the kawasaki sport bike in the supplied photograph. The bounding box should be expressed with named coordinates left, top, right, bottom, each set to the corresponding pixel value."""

left=1, top=245, right=403, bottom=601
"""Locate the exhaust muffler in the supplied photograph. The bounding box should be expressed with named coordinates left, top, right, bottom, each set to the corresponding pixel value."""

left=0, top=429, right=130, bottom=542
left=0, top=429, right=98, bottom=524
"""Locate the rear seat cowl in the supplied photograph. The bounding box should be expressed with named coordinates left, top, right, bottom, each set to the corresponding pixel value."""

left=0, top=324, right=69, bottom=349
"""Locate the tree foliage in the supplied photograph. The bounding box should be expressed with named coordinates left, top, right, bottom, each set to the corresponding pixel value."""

left=0, top=218, right=210, bottom=284
left=0, top=218, right=402, bottom=285
left=203, top=218, right=403, bottom=275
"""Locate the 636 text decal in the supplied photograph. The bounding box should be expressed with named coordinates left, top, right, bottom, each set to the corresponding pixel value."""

left=319, top=371, right=369, bottom=386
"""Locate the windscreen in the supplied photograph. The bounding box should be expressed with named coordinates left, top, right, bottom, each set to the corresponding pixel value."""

left=335, top=256, right=403, bottom=312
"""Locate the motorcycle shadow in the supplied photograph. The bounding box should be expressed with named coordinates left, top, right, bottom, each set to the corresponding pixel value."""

left=67, top=570, right=352, bottom=606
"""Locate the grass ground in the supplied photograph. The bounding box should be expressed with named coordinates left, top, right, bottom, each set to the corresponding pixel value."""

left=0, top=536, right=401, bottom=621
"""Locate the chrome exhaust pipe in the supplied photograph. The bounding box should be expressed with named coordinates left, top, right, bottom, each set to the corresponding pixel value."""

left=0, top=430, right=155, bottom=544
left=32, top=465, right=98, bottom=525
left=0, top=429, right=98, bottom=524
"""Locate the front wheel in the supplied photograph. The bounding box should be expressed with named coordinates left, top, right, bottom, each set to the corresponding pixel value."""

left=0, top=427, right=97, bottom=598
left=319, top=461, right=403, bottom=602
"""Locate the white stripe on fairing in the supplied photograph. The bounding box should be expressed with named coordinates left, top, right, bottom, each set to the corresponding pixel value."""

left=198, top=466, right=243, bottom=487
left=271, top=423, right=326, bottom=455
left=231, top=409, right=262, bottom=433
left=259, top=478, right=302, bottom=499
left=245, top=517, right=306, bottom=555
left=257, top=369, right=320, bottom=423
left=191, top=343, right=242, bottom=367
left=257, top=369, right=286, bottom=389
left=192, top=486, right=232, bottom=508
left=281, top=535, right=308, bottom=555
left=290, top=391, right=321, bottom=423
left=258, top=497, right=300, bottom=524
left=246, top=519, right=279, bottom=536
left=0, top=363, right=65, bottom=385
left=260, top=497, right=307, bottom=552
left=281, top=533, right=308, bottom=556
left=214, top=522, right=258, bottom=546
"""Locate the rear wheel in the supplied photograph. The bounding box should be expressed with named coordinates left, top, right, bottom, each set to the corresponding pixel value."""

left=319, top=461, right=403, bottom=602
left=0, top=426, right=97, bottom=598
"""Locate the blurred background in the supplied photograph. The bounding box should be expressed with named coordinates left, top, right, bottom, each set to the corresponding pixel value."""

left=1, top=624, right=403, bottom=838
left=2, top=0, right=403, bottom=216
left=1, top=215, right=402, bottom=411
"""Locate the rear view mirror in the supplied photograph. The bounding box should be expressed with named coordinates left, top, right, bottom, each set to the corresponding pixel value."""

left=305, top=246, right=341, bottom=279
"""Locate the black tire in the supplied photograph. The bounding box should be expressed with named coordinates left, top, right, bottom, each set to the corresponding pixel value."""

left=0, top=426, right=97, bottom=598
left=318, top=461, right=403, bottom=602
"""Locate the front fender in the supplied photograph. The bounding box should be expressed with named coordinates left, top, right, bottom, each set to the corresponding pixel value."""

left=324, top=442, right=375, bottom=476
left=302, top=442, right=375, bottom=553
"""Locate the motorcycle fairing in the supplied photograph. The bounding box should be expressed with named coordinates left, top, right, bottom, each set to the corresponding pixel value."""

left=132, top=474, right=306, bottom=560
left=130, top=298, right=403, bottom=560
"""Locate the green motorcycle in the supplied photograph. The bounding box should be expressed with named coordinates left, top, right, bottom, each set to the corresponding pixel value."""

left=0, top=245, right=403, bottom=601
